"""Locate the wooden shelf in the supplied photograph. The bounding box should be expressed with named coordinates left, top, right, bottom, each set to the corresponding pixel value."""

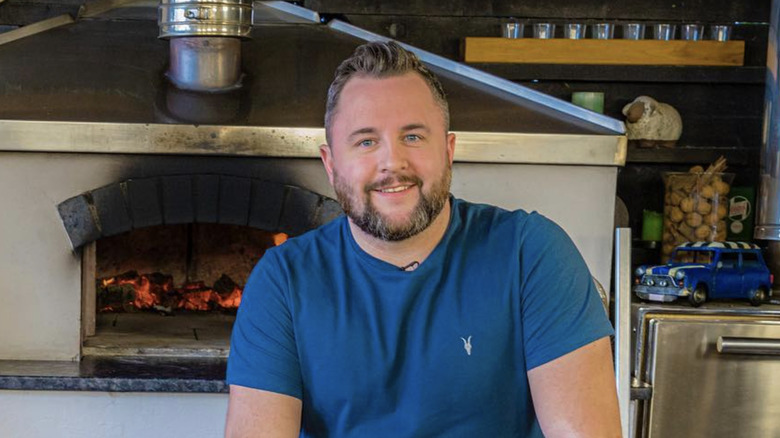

left=626, top=145, right=759, bottom=166
left=469, top=64, right=765, bottom=84
left=463, top=37, right=745, bottom=66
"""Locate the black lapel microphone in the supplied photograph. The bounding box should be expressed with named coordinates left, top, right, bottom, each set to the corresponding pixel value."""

left=399, top=261, right=420, bottom=271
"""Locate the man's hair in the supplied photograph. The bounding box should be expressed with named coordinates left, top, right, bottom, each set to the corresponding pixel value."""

left=324, top=41, right=450, bottom=145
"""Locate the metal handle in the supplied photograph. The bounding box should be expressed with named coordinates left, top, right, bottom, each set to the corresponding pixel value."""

left=717, top=336, right=780, bottom=355
left=614, top=228, right=632, bottom=438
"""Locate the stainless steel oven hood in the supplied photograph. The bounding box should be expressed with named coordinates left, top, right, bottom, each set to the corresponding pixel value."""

left=0, top=1, right=626, bottom=165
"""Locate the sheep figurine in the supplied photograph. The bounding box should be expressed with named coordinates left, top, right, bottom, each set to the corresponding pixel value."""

left=622, top=96, right=683, bottom=148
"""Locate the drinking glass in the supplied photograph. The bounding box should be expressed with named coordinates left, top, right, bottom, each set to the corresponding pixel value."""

left=502, top=22, right=524, bottom=38
left=681, top=24, right=703, bottom=41
left=623, top=23, right=646, bottom=40
left=593, top=23, right=614, bottom=39
left=710, top=25, right=732, bottom=41
left=533, top=23, right=556, bottom=39
left=564, top=23, right=586, bottom=39
left=653, top=23, right=677, bottom=40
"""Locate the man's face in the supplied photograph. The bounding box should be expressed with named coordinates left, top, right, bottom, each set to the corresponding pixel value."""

left=321, top=72, right=455, bottom=241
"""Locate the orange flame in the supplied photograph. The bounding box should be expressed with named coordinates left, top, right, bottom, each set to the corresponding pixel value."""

left=273, top=233, right=288, bottom=246
left=115, top=275, right=160, bottom=309
left=177, top=288, right=218, bottom=311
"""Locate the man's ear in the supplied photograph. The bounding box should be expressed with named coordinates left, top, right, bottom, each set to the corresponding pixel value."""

left=320, top=143, right=335, bottom=186
left=446, top=132, right=456, bottom=166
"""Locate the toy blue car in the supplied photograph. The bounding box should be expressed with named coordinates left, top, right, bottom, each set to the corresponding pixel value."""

left=634, top=241, right=773, bottom=307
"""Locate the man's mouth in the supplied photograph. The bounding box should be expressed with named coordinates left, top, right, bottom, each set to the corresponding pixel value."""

left=376, top=185, right=413, bottom=194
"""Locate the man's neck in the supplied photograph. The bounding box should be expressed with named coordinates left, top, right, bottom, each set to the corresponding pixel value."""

left=348, top=199, right=452, bottom=269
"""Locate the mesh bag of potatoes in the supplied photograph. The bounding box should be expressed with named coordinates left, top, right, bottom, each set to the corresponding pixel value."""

left=662, top=157, right=733, bottom=262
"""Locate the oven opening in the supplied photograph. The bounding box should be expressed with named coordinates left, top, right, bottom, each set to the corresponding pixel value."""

left=81, top=223, right=287, bottom=358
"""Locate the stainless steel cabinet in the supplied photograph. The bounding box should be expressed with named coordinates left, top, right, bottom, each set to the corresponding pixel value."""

left=633, top=305, right=780, bottom=437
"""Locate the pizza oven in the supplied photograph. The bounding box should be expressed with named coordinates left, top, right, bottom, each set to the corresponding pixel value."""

left=58, top=172, right=341, bottom=358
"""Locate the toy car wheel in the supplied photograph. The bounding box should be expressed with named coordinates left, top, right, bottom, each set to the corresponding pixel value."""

left=750, top=287, right=767, bottom=307
left=689, top=285, right=707, bottom=307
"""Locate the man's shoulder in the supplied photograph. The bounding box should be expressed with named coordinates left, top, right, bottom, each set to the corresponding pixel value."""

left=451, top=197, right=554, bottom=235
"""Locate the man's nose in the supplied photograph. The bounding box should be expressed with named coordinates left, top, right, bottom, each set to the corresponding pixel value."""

left=379, top=138, right=409, bottom=172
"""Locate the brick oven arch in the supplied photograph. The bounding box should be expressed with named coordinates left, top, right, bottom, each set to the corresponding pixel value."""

left=57, top=174, right=343, bottom=249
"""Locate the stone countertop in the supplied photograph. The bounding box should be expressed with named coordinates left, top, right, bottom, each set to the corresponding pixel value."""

left=0, top=356, right=227, bottom=393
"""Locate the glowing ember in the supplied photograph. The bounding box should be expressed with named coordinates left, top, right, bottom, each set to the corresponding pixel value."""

left=217, top=285, right=242, bottom=308
left=97, top=272, right=243, bottom=313
left=273, top=233, right=288, bottom=246
left=178, top=289, right=218, bottom=311
left=96, top=231, right=287, bottom=314
left=114, top=275, right=157, bottom=309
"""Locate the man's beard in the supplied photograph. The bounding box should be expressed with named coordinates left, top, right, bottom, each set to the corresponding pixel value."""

left=333, top=167, right=451, bottom=242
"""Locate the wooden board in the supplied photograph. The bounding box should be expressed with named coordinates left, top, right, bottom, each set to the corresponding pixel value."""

left=81, top=241, right=97, bottom=340
left=462, top=37, right=745, bottom=66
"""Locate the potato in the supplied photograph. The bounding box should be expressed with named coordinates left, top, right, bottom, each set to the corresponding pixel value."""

left=695, top=200, right=712, bottom=215
left=713, top=180, right=731, bottom=195
left=695, top=224, right=713, bottom=240
left=670, top=190, right=685, bottom=205
left=689, top=165, right=704, bottom=173
left=685, top=212, right=703, bottom=227
left=669, top=206, right=684, bottom=223
left=680, top=197, right=695, bottom=213
left=679, top=223, right=695, bottom=241
left=700, top=185, right=716, bottom=199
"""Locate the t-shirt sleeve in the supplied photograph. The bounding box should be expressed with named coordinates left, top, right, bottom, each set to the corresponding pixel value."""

left=519, top=213, right=614, bottom=371
left=226, top=250, right=303, bottom=399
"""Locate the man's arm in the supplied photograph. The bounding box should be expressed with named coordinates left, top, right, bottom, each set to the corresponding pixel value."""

left=527, top=337, right=622, bottom=438
left=225, top=385, right=302, bottom=438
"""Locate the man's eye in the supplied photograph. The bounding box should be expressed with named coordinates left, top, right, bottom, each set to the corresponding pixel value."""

left=405, top=134, right=421, bottom=142
left=358, top=139, right=376, bottom=147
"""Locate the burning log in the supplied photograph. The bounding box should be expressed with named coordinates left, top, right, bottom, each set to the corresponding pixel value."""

left=98, top=271, right=173, bottom=312
left=98, top=272, right=244, bottom=313
left=176, top=282, right=217, bottom=311
left=98, top=282, right=136, bottom=312
left=214, top=274, right=242, bottom=309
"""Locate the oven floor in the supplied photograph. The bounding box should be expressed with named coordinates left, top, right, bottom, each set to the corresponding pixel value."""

left=83, top=313, right=235, bottom=358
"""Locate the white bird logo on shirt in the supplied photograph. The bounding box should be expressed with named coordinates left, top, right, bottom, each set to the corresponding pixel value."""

left=461, top=336, right=472, bottom=356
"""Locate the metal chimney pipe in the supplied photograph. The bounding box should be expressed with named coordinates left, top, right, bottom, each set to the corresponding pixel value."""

left=756, top=0, right=780, bottom=282
left=168, top=37, right=242, bottom=91
left=158, top=0, right=252, bottom=91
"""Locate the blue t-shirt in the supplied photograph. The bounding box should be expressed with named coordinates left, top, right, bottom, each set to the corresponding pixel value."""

left=227, top=197, right=613, bottom=437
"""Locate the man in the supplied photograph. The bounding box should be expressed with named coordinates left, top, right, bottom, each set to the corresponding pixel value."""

left=226, top=41, right=621, bottom=437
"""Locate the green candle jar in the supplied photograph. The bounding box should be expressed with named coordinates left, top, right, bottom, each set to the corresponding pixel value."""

left=571, top=91, right=605, bottom=114
left=642, top=210, right=663, bottom=241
